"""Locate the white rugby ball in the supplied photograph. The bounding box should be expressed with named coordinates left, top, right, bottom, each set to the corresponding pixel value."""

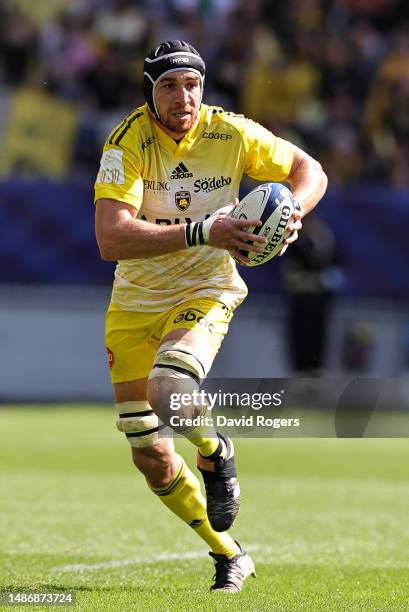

left=230, top=182, right=301, bottom=266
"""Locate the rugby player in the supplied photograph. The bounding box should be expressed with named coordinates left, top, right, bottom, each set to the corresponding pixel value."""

left=94, top=40, right=327, bottom=592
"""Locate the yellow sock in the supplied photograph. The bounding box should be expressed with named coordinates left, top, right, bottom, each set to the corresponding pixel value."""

left=184, top=405, right=224, bottom=458
left=149, top=456, right=240, bottom=558
left=191, top=436, right=219, bottom=457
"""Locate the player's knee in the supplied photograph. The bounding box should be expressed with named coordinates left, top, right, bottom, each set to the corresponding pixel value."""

left=131, top=442, right=178, bottom=487
left=147, top=374, right=203, bottom=428
left=116, top=400, right=163, bottom=447
left=147, top=344, right=205, bottom=424
left=150, top=342, right=207, bottom=388
left=147, top=374, right=192, bottom=412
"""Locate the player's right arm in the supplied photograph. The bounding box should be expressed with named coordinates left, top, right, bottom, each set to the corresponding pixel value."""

left=95, top=198, right=266, bottom=262
left=95, top=198, right=184, bottom=260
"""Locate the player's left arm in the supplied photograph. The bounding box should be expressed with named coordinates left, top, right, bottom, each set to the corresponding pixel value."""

left=238, top=116, right=327, bottom=254
left=280, top=145, right=328, bottom=255
left=286, top=144, right=328, bottom=216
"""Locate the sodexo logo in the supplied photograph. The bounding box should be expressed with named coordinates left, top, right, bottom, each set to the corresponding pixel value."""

left=193, top=175, right=232, bottom=193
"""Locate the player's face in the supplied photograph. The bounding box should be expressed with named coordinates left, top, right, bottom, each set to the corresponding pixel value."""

left=154, top=71, right=201, bottom=137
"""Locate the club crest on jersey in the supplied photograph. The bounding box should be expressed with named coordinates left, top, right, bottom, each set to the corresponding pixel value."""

left=175, top=191, right=191, bottom=211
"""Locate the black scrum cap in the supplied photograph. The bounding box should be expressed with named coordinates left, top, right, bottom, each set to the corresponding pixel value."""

left=143, top=40, right=206, bottom=119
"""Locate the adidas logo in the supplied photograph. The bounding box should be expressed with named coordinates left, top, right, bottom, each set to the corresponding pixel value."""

left=170, top=162, right=193, bottom=180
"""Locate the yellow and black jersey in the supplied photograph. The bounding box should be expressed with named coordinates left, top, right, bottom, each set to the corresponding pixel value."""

left=94, top=103, right=294, bottom=312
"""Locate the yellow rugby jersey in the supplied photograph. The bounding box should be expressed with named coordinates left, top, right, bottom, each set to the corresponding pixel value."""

left=94, top=103, right=294, bottom=312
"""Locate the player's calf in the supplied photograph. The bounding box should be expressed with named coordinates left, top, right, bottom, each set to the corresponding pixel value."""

left=131, top=440, right=179, bottom=488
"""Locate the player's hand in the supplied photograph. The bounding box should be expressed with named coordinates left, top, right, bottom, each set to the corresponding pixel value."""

left=205, top=198, right=267, bottom=262
left=278, top=210, right=303, bottom=257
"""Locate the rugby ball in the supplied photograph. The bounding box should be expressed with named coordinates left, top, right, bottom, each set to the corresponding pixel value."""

left=230, top=182, right=301, bottom=266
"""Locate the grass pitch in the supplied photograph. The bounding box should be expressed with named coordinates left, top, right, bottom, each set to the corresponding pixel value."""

left=0, top=406, right=408, bottom=611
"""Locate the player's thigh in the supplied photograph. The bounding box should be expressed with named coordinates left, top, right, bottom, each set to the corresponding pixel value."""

left=160, top=297, right=233, bottom=376
left=105, top=305, right=159, bottom=385
left=114, top=378, right=148, bottom=403
left=107, top=300, right=233, bottom=445
left=147, top=298, right=233, bottom=413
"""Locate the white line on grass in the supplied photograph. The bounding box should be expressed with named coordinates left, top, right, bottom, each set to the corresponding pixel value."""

left=55, top=545, right=265, bottom=574
left=55, top=547, right=409, bottom=574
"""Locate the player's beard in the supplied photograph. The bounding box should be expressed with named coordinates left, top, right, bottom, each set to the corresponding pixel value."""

left=159, top=106, right=199, bottom=135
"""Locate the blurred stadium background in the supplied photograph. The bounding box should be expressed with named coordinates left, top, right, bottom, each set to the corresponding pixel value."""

left=0, top=0, right=408, bottom=401
left=1, top=2, right=409, bottom=609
